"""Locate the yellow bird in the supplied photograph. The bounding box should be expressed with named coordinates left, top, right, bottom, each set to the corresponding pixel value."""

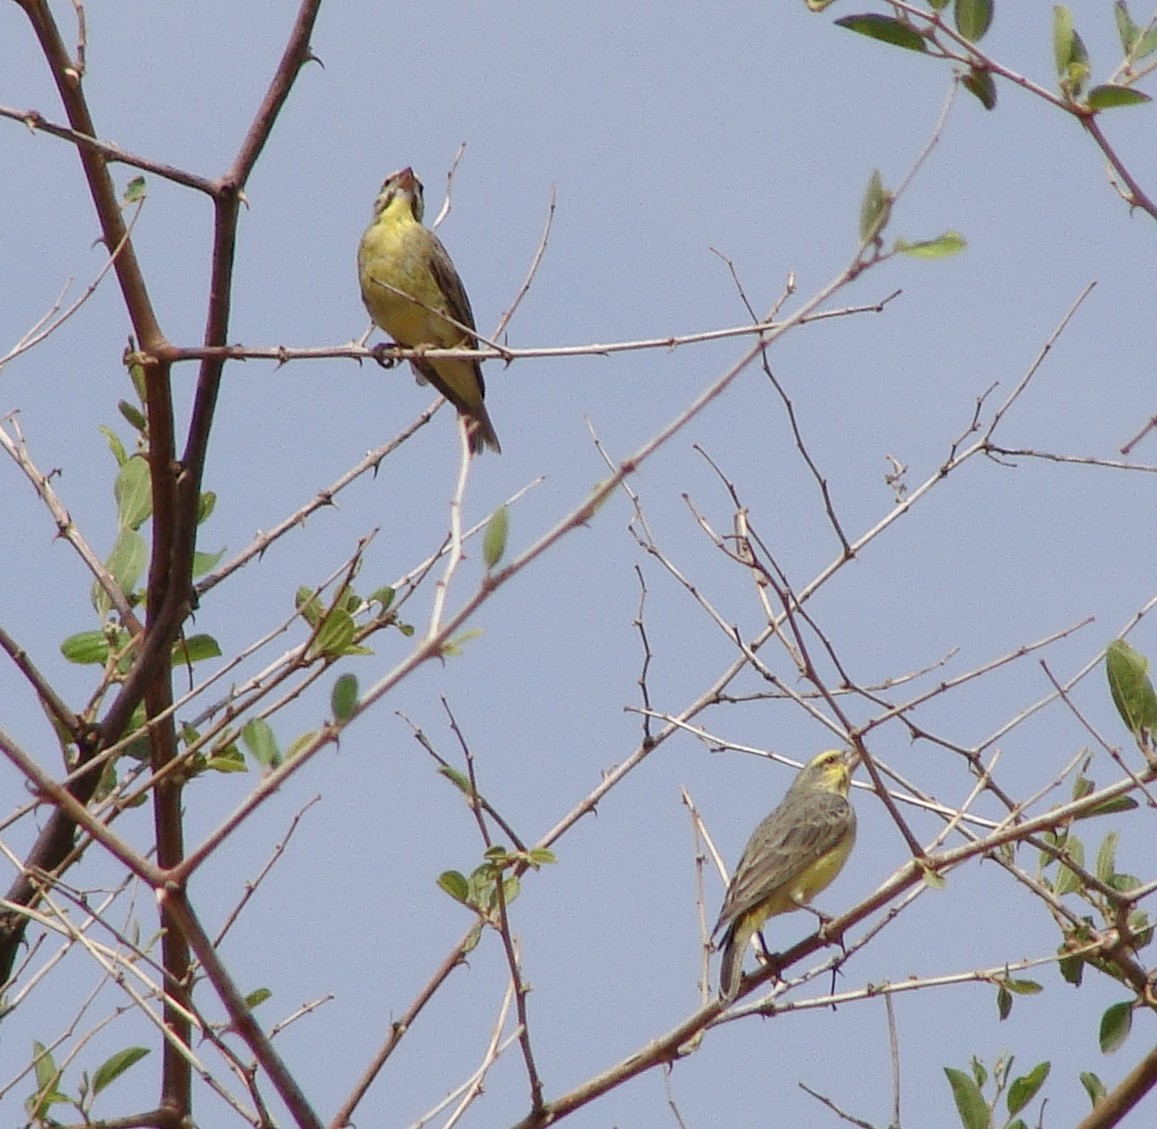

left=714, top=749, right=857, bottom=1000
left=357, top=167, right=501, bottom=454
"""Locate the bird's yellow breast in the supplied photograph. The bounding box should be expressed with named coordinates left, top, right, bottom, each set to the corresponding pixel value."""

left=358, top=203, right=464, bottom=349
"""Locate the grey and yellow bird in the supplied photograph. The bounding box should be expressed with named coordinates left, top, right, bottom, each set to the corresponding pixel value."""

left=357, top=167, right=500, bottom=454
left=714, top=749, right=857, bottom=1000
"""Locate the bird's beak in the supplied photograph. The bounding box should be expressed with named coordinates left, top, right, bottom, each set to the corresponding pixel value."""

left=395, top=167, right=417, bottom=191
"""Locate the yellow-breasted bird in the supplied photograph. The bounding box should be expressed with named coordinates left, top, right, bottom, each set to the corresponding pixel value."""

left=713, top=749, right=857, bottom=1000
left=358, top=167, right=501, bottom=454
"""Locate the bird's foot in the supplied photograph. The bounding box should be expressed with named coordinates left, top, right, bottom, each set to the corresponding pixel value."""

left=370, top=341, right=401, bottom=369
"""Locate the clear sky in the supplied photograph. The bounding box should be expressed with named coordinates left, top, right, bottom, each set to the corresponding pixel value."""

left=2, top=2, right=1157, bottom=1126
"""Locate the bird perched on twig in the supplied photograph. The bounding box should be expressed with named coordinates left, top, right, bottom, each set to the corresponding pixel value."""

left=358, top=167, right=501, bottom=454
left=714, top=749, right=857, bottom=1000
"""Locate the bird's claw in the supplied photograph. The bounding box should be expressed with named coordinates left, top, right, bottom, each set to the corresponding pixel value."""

left=370, top=341, right=401, bottom=369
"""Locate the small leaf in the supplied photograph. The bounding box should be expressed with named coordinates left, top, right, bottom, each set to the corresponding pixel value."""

left=1114, top=0, right=1140, bottom=53
left=962, top=68, right=997, bottom=109
left=1053, top=5, right=1075, bottom=75
left=895, top=232, right=968, bottom=258
left=92, top=1046, right=149, bottom=1095
left=529, top=847, right=557, bottom=866
left=1099, top=1000, right=1133, bottom=1053
left=283, top=730, right=318, bottom=761
left=309, top=608, right=356, bottom=659
left=296, top=586, right=324, bottom=627
left=1082, top=795, right=1139, bottom=818
left=99, top=424, right=128, bottom=466
left=1106, top=639, right=1157, bottom=739
left=243, top=987, right=272, bottom=1009
left=117, top=399, right=148, bottom=434
left=1080, top=1070, right=1107, bottom=1107
left=241, top=717, right=281, bottom=769
left=1007, top=1061, right=1050, bottom=1115
left=32, top=1042, right=57, bottom=1091
left=859, top=168, right=893, bottom=243
left=1006, top=978, right=1043, bottom=995
left=835, top=14, right=928, bottom=53
left=331, top=672, right=359, bottom=722
left=122, top=175, right=147, bottom=204
left=61, top=630, right=111, bottom=665
left=1058, top=950, right=1084, bottom=986
left=438, top=870, right=470, bottom=904
left=997, top=982, right=1012, bottom=1020
left=205, top=746, right=247, bottom=773
left=955, top=0, right=994, bottom=43
left=1095, top=831, right=1119, bottom=884
left=438, top=764, right=474, bottom=795
left=944, top=1067, right=988, bottom=1129
left=1055, top=835, right=1085, bottom=896
left=190, top=547, right=226, bottom=579
left=197, top=491, right=217, bottom=524
left=173, top=633, right=222, bottom=664
left=104, top=527, right=147, bottom=600
left=1087, top=84, right=1152, bottom=110
left=1072, top=775, right=1095, bottom=801
left=368, top=585, right=396, bottom=613
left=463, top=921, right=483, bottom=953
left=483, top=505, right=509, bottom=570
left=114, top=455, right=152, bottom=530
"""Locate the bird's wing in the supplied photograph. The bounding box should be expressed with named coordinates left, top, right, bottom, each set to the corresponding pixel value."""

left=714, top=791, right=854, bottom=932
left=428, top=235, right=480, bottom=338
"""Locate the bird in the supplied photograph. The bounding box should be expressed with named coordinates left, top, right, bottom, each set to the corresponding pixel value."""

left=357, top=167, right=501, bottom=454
left=713, top=748, right=857, bottom=1000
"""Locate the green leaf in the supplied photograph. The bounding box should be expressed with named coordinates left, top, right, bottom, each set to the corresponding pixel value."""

left=1007, top=1061, right=1050, bottom=1115
left=190, top=547, right=226, bottom=579
left=197, top=491, right=217, bottom=524
left=997, top=981, right=1012, bottom=1020
left=463, top=921, right=483, bottom=954
left=309, top=608, right=356, bottom=659
left=483, top=504, right=509, bottom=570
left=1138, top=24, right=1157, bottom=60
left=1080, top=1070, right=1107, bottom=1107
left=1114, top=1, right=1139, bottom=53
left=1082, top=795, right=1139, bottom=818
left=944, top=1067, right=988, bottom=1129
left=241, top=717, right=281, bottom=769
left=368, top=585, right=396, bottom=613
left=331, top=672, right=359, bottom=722
left=1099, top=1000, right=1133, bottom=1053
left=173, top=633, right=222, bottom=664
left=962, top=68, right=997, bottom=109
left=92, top=1046, right=149, bottom=1095
left=955, top=0, right=994, bottom=43
left=103, top=527, right=147, bottom=600
left=1106, top=639, right=1157, bottom=739
left=859, top=168, right=893, bottom=244
left=122, top=175, right=147, bottom=204
left=99, top=424, right=128, bottom=466
left=1087, top=84, right=1152, bottom=110
left=1005, top=978, right=1043, bottom=995
left=970, top=1055, right=987, bottom=1088
left=284, top=730, right=318, bottom=761
left=1053, top=5, right=1075, bottom=74
left=1055, top=834, right=1085, bottom=896
left=835, top=14, right=928, bottom=53
left=895, top=232, right=968, bottom=258
left=438, top=764, right=474, bottom=795
left=117, top=399, right=148, bottom=434
left=296, top=586, right=324, bottom=627
left=1072, top=774, right=1095, bottom=801
left=114, top=455, right=152, bottom=530
left=529, top=847, right=557, bottom=866
left=205, top=745, right=247, bottom=773
left=438, top=870, right=470, bottom=904
left=1058, top=950, right=1084, bottom=986
left=32, top=1042, right=57, bottom=1091
left=61, top=629, right=111, bottom=665
left=243, top=987, right=272, bottom=1009
left=1095, top=831, right=1119, bottom=883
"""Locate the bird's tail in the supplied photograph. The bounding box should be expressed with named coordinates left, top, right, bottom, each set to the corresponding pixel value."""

left=467, top=406, right=502, bottom=454
left=718, top=918, right=755, bottom=1001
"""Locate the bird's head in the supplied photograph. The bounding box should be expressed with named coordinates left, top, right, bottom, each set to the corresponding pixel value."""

left=371, top=167, right=425, bottom=223
left=793, top=748, right=853, bottom=797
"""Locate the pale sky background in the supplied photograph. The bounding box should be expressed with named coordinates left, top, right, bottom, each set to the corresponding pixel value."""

left=2, top=2, right=1157, bottom=1126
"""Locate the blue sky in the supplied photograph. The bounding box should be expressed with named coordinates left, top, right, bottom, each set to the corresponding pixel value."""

left=2, top=2, right=1157, bottom=1126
